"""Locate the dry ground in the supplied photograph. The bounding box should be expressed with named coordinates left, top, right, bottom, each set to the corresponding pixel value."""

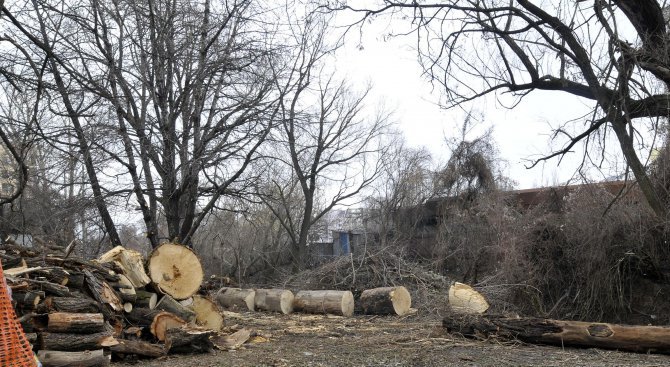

left=117, top=311, right=670, bottom=367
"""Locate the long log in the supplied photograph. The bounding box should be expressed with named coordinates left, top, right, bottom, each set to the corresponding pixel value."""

left=39, top=331, right=117, bottom=351
left=294, top=290, right=354, bottom=317
left=47, top=312, right=105, bottom=333
left=97, top=246, right=151, bottom=288
left=46, top=296, right=100, bottom=313
left=126, top=307, right=162, bottom=326
left=216, top=287, right=255, bottom=311
left=164, top=326, right=215, bottom=354
left=110, top=339, right=166, bottom=358
left=155, top=294, right=196, bottom=322
left=37, top=349, right=110, bottom=367
left=147, top=243, right=203, bottom=300
left=359, top=286, right=411, bottom=316
left=254, top=289, right=294, bottom=314
left=442, top=314, right=670, bottom=354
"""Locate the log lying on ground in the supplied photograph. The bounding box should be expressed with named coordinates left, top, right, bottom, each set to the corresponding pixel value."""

left=359, top=286, right=411, bottom=316
left=110, top=339, right=165, bottom=358
left=39, top=331, right=117, bottom=351
left=448, top=282, right=489, bottom=314
left=37, top=349, right=110, bottom=367
left=216, top=287, right=255, bottom=311
left=442, top=313, right=670, bottom=354
left=255, top=288, right=294, bottom=314
left=148, top=243, right=203, bottom=300
left=294, top=290, right=354, bottom=317
left=155, top=294, right=196, bottom=322
left=97, top=246, right=151, bottom=288
left=150, top=311, right=187, bottom=342
left=164, top=326, right=215, bottom=354
left=191, top=295, right=224, bottom=331
left=47, top=312, right=105, bottom=333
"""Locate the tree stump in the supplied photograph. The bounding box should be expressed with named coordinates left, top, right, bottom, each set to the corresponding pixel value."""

left=359, top=286, right=411, bottom=315
left=254, top=289, right=294, bottom=314
left=293, top=290, right=354, bottom=317
left=216, top=287, right=255, bottom=311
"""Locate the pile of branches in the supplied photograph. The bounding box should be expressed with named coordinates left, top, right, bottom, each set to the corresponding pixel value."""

left=282, top=249, right=451, bottom=315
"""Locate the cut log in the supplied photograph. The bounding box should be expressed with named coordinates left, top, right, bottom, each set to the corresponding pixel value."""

left=150, top=311, right=187, bottom=342
left=116, top=274, right=137, bottom=303
left=164, top=326, right=215, bottom=354
left=126, top=307, right=163, bottom=326
left=442, top=314, right=670, bottom=354
left=294, top=290, right=354, bottom=317
left=216, top=287, right=255, bottom=311
left=123, top=302, right=133, bottom=313
left=155, top=294, right=196, bottom=322
left=26, top=278, right=72, bottom=297
left=110, top=339, right=166, bottom=358
left=147, top=243, right=203, bottom=300
left=190, top=295, right=224, bottom=331
left=33, top=268, right=70, bottom=286
left=39, top=331, right=118, bottom=351
left=47, top=296, right=100, bottom=313
left=84, top=269, right=123, bottom=313
left=359, top=286, right=411, bottom=316
left=134, top=290, right=158, bottom=309
left=254, top=288, right=294, bottom=314
left=448, top=282, right=489, bottom=314
left=47, top=312, right=105, bottom=333
left=97, top=246, right=151, bottom=288
left=12, top=290, right=44, bottom=310
left=37, top=349, right=110, bottom=367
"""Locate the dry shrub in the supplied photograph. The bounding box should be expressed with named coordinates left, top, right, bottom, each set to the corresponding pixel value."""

left=281, top=247, right=451, bottom=316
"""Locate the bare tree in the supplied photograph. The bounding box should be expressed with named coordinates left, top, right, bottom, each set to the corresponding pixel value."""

left=259, top=13, right=394, bottom=269
left=330, top=0, right=670, bottom=217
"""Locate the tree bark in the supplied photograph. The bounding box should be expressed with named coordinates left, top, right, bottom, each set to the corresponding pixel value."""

left=254, top=288, right=294, bottom=314
left=155, top=294, right=196, bottom=322
left=164, top=326, right=215, bottom=354
left=37, top=349, right=110, bottom=367
left=443, top=313, right=670, bottom=354
left=216, top=287, right=255, bottom=311
left=47, top=312, right=105, bottom=334
left=39, top=331, right=117, bottom=351
left=110, top=339, right=166, bottom=358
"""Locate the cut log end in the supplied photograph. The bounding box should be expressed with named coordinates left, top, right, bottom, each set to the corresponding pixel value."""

left=216, top=287, right=255, bottom=311
left=359, top=286, right=411, bottom=316
left=448, top=282, right=489, bottom=314
left=191, top=295, right=224, bottom=331
left=150, top=312, right=187, bottom=342
left=294, top=290, right=354, bottom=317
left=148, top=243, right=203, bottom=300
left=255, top=289, right=294, bottom=314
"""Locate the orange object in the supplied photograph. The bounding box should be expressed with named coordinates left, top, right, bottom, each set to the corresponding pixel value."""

left=0, top=259, right=37, bottom=366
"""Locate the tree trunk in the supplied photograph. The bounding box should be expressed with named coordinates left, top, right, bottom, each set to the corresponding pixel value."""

left=254, top=288, right=294, bottom=314
left=443, top=313, right=670, bottom=354
left=37, top=349, right=110, bottom=367
left=148, top=243, right=203, bottom=300
left=216, top=287, right=255, bottom=311
left=39, top=331, right=117, bottom=351
left=359, top=286, right=411, bottom=316
left=47, top=312, right=105, bottom=333
left=293, top=290, right=354, bottom=317
left=110, top=339, right=166, bottom=358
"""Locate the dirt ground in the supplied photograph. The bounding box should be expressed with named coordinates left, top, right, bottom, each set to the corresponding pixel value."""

left=116, top=311, right=670, bottom=367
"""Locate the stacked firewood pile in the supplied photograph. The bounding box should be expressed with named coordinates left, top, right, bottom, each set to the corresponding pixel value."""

left=2, top=242, right=224, bottom=366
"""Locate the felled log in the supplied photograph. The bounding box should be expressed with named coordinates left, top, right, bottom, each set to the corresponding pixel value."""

left=448, top=282, right=489, bottom=314
left=115, top=274, right=137, bottom=303
left=150, top=311, right=187, bottom=342
left=216, top=287, right=255, bottom=311
left=45, top=296, right=100, bottom=313
left=134, top=290, right=158, bottom=309
left=97, top=246, right=151, bottom=288
left=442, top=313, right=670, bottom=354
left=37, top=349, right=110, bottom=367
left=39, top=331, right=117, bottom=351
left=359, top=286, right=411, bottom=316
left=254, top=288, right=294, bottom=314
left=294, top=290, right=354, bottom=317
left=126, top=307, right=162, bottom=326
left=12, top=290, right=44, bottom=310
left=25, top=278, right=72, bottom=297
left=155, top=294, right=196, bottom=322
left=147, top=243, right=203, bottom=300
left=33, top=268, right=70, bottom=286
left=164, top=326, right=215, bottom=354
left=190, top=295, right=224, bottom=331
left=47, top=312, right=105, bottom=334
left=84, top=269, right=123, bottom=313
left=110, top=339, right=166, bottom=358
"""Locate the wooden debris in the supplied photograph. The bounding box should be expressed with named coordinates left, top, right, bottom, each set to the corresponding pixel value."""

left=294, top=290, right=354, bottom=317
left=155, top=294, right=196, bottom=322
left=254, top=288, right=294, bottom=314
left=211, top=328, right=251, bottom=350
left=37, top=349, right=110, bottom=367
left=359, top=286, right=412, bottom=316
left=191, top=295, right=224, bottom=331
left=134, top=290, right=158, bottom=309
left=442, top=313, right=670, bottom=354
left=110, top=339, right=165, bottom=358
left=97, top=246, right=151, bottom=288
left=448, top=282, right=489, bottom=314
left=147, top=243, right=203, bottom=300
left=216, top=287, right=255, bottom=311
left=164, top=326, right=215, bottom=354
left=150, top=311, right=187, bottom=342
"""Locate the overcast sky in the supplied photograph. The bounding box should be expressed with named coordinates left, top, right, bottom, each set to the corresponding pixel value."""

left=330, top=8, right=641, bottom=190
